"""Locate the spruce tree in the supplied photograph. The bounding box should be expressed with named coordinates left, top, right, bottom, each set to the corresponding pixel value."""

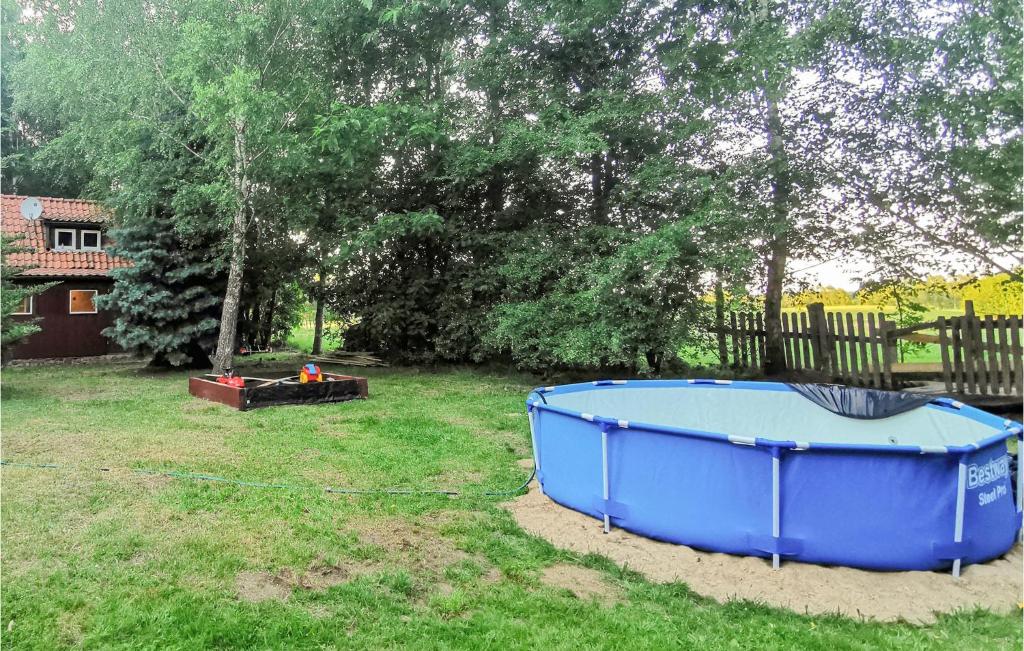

left=97, top=209, right=222, bottom=368
left=0, top=233, right=56, bottom=359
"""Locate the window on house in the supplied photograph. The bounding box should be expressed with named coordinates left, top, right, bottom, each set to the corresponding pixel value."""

left=69, top=289, right=98, bottom=314
left=54, top=229, right=76, bottom=250
left=12, top=295, right=32, bottom=315
left=80, top=230, right=102, bottom=251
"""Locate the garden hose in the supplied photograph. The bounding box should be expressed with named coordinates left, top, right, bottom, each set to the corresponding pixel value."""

left=0, top=459, right=536, bottom=498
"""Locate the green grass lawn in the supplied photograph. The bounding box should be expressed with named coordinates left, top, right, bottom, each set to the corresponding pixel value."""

left=2, top=359, right=1021, bottom=649
left=286, top=325, right=315, bottom=353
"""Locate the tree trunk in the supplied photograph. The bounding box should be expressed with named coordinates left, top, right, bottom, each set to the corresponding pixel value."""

left=212, top=211, right=246, bottom=373
left=486, top=73, right=505, bottom=220
left=212, top=124, right=251, bottom=374
left=261, top=287, right=277, bottom=349
left=645, top=349, right=662, bottom=374
left=590, top=152, right=606, bottom=224
left=762, top=86, right=791, bottom=376
left=311, top=293, right=325, bottom=355
left=763, top=239, right=788, bottom=375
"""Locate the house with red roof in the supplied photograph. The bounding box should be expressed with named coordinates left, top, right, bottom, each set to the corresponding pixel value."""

left=2, top=194, right=130, bottom=359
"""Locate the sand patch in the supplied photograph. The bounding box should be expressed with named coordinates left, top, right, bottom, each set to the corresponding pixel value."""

left=540, top=564, right=620, bottom=606
left=505, top=485, right=1023, bottom=624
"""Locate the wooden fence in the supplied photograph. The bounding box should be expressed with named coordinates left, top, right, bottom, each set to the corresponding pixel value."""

left=933, top=303, right=1022, bottom=397
left=720, top=301, right=1023, bottom=396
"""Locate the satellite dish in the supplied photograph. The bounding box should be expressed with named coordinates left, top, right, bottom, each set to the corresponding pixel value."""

left=20, top=197, right=43, bottom=221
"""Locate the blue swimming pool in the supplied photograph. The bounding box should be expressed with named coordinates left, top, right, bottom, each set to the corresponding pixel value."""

left=526, top=380, right=1022, bottom=573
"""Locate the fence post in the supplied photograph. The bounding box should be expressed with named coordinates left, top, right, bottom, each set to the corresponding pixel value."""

left=963, top=300, right=979, bottom=394
left=806, top=303, right=830, bottom=374
left=879, top=318, right=896, bottom=388
left=730, top=312, right=740, bottom=368
left=937, top=316, right=953, bottom=393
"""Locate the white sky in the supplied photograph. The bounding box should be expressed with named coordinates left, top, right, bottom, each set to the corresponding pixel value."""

left=789, top=257, right=873, bottom=291
left=791, top=251, right=1024, bottom=292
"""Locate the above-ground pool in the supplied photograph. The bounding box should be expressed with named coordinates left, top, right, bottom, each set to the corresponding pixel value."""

left=526, top=380, right=1022, bottom=573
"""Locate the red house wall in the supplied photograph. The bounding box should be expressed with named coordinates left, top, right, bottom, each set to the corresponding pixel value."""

left=9, top=280, right=120, bottom=359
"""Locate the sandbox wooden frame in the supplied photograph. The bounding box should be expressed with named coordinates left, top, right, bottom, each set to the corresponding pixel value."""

left=188, top=373, right=368, bottom=411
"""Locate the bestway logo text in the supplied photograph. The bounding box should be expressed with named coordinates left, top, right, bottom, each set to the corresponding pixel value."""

left=967, top=456, right=1010, bottom=490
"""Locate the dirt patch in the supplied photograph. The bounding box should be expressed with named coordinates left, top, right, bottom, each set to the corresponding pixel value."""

left=516, top=458, right=535, bottom=470
left=540, top=564, right=620, bottom=606
left=505, top=485, right=1023, bottom=624
left=235, top=558, right=384, bottom=603
left=294, top=559, right=382, bottom=590
left=236, top=571, right=293, bottom=603
left=352, top=516, right=472, bottom=574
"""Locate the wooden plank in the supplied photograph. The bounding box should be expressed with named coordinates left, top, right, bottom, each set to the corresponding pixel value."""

left=984, top=316, right=999, bottom=395
left=867, top=313, right=882, bottom=388
left=950, top=317, right=965, bottom=394
left=749, top=311, right=759, bottom=368
left=789, top=312, right=803, bottom=370
left=963, top=302, right=978, bottom=394
left=788, top=311, right=800, bottom=370
left=738, top=312, right=749, bottom=368
left=998, top=316, right=1012, bottom=396
left=807, top=303, right=826, bottom=373
left=900, top=333, right=942, bottom=344
left=892, top=362, right=945, bottom=374
left=936, top=316, right=952, bottom=393
left=833, top=312, right=849, bottom=383
left=823, top=310, right=835, bottom=378
left=845, top=312, right=860, bottom=385
left=779, top=310, right=791, bottom=369
left=884, top=320, right=943, bottom=338
left=799, top=311, right=812, bottom=371
left=730, top=311, right=740, bottom=368
left=743, top=312, right=753, bottom=368
left=856, top=312, right=871, bottom=386
left=1011, top=315, right=1022, bottom=396
left=879, top=318, right=894, bottom=389
left=972, top=315, right=987, bottom=395
left=755, top=312, right=766, bottom=371
left=826, top=311, right=839, bottom=380
left=747, top=312, right=757, bottom=369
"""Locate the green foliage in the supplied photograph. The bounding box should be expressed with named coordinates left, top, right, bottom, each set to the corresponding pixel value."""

left=0, top=234, right=55, bottom=356
left=6, top=0, right=1020, bottom=372
left=958, top=272, right=1024, bottom=316
left=96, top=209, right=223, bottom=367
left=852, top=272, right=1023, bottom=317
left=486, top=222, right=707, bottom=372
left=858, top=278, right=928, bottom=362
left=782, top=286, right=854, bottom=308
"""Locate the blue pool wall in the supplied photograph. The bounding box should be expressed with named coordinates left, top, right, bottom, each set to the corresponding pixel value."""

left=527, top=380, right=1022, bottom=572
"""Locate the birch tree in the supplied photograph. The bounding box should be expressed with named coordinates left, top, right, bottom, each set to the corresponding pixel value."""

left=13, top=0, right=332, bottom=372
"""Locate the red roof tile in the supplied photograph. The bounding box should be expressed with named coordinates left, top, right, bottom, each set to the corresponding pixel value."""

left=1, top=194, right=130, bottom=278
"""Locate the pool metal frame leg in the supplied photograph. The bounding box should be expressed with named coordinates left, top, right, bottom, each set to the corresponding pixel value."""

left=527, top=406, right=542, bottom=495
left=952, top=457, right=967, bottom=578
left=1016, top=429, right=1023, bottom=543
left=771, top=447, right=781, bottom=570
left=601, top=426, right=611, bottom=533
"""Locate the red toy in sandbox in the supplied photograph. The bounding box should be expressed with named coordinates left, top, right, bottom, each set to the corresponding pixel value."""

left=216, top=369, right=245, bottom=388
left=299, top=363, right=323, bottom=383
